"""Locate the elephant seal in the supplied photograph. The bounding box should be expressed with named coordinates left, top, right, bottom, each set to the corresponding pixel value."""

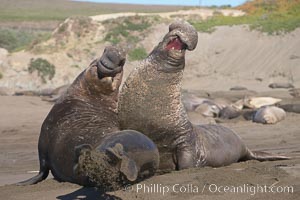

left=195, top=101, right=220, bottom=117
left=269, top=82, right=294, bottom=89
left=219, top=105, right=241, bottom=119
left=194, top=98, right=230, bottom=118
left=243, top=97, right=282, bottom=109
left=182, top=94, right=207, bottom=112
left=118, top=21, right=289, bottom=171
left=230, top=86, right=248, bottom=91
left=75, top=130, right=159, bottom=190
left=289, top=88, right=300, bottom=98
left=17, top=46, right=159, bottom=188
left=218, top=99, right=252, bottom=120
left=14, top=84, right=69, bottom=100
left=40, top=84, right=70, bottom=102
left=253, top=106, right=286, bottom=124
left=279, top=104, right=300, bottom=114
left=182, top=94, right=230, bottom=117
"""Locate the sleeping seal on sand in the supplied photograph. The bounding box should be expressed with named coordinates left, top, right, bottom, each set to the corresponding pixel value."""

left=289, top=88, right=300, bottom=98
left=269, top=82, right=294, bottom=89
left=118, top=21, right=289, bottom=171
left=253, top=106, right=286, bottom=124
left=16, top=46, right=159, bottom=189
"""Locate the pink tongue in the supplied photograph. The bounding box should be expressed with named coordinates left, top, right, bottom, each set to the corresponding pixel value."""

left=166, top=38, right=183, bottom=50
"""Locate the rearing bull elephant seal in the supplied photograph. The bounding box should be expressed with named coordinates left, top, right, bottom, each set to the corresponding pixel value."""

left=17, top=46, right=159, bottom=188
left=118, top=21, right=289, bottom=171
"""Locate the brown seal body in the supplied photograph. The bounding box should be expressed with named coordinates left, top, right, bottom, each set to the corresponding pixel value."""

left=17, top=46, right=159, bottom=188
left=118, top=21, right=289, bottom=171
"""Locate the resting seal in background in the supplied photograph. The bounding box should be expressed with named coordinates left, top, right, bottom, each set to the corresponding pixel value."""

left=16, top=46, right=159, bottom=189
left=118, top=21, right=289, bottom=171
left=253, top=106, right=286, bottom=124
left=14, top=84, right=69, bottom=102
left=279, top=104, right=300, bottom=114
left=289, top=88, right=300, bottom=98
left=269, top=82, right=294, bottom=89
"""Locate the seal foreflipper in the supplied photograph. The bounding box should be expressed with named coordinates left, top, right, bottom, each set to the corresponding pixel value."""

left=241, top=149, right=290, bottom=162
left=15, top=158, right=49, bottom=185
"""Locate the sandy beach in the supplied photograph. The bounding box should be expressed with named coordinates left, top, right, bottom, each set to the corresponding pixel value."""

left=0, top=92, right=299, bottom=199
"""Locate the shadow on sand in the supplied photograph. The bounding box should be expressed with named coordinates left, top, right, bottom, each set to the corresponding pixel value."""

left=56, top=187, right=122, bottom=200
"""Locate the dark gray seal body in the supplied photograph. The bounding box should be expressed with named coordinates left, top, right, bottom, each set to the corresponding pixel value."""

left=14, top=84, right=69, bottom=102
left=17, top=46, right=159, bottom=188
left=118, top=21, right=289, bottom=171
left=289, top=88, right=300, bottom=98
left=279, top=104, right=300, bottom=114
left=230, top=86, right=248, bottom=91
left=219, top=105, right=241, bottom=119
left=269, top=82, right=294, bottom=89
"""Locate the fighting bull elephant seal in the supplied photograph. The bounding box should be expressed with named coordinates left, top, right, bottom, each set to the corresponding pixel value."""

left=253, top=106, right=286, bottom=124
left=16, top=46, right=159, bottom=188
left=118, top=21, right=289, bottom=171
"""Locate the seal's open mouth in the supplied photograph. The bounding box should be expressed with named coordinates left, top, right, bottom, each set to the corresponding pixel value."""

left=165, top=37, right=187, bottom=51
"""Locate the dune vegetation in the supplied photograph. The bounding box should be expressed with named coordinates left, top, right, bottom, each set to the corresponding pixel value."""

left=0, top=0, right=184, bottom=22
left=1, top=0, right=300, bottom=53
left=0, top=28, right=51, bottom=52
left=0, top=0, right=178, bottom=53
left=190, top=0, right=300, bottom=34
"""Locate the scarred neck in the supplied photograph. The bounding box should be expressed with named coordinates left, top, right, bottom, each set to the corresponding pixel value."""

left=142, top=57, right=193, bottom=142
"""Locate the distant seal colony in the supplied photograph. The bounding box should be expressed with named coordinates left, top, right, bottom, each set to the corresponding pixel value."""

left=118, top=21, right=289, bottom=171
left=17, top=46, right=159, bottom=189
